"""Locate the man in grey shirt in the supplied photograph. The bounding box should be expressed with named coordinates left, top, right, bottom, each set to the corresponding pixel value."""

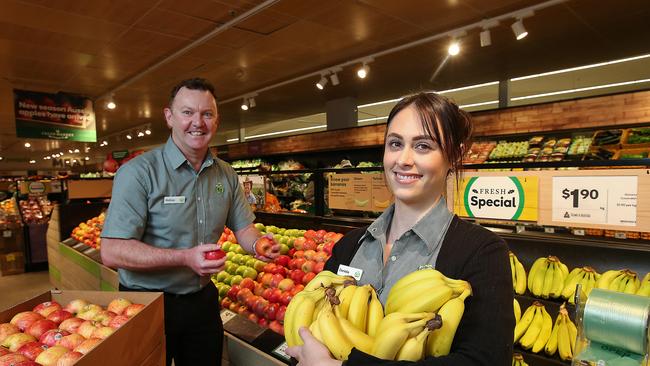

left=101, top=78, right=278, bottom=366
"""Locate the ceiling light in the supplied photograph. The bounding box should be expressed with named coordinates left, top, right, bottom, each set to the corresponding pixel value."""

left=330, top=72, right=340, bottom=86
left=60, top=151, right=64, bottom=155
left=480, top=29, right=492, bottom=47
left=240, top=98, right=249, bottom=111
left=102, top=140, right=108, bottom=146
left=511, top=78, right=650, bottom=101
left=244, top=124, right=326, bottom=140
left=74, top=148, right=79, bottom=153
left=137, top=131, right=145, bottom=137
left=68, top=149, right=73, bottom=153
left=316, top=75, right=328, bottom=90
left=511, top=18, right=528, bottom=40
left=511, top=53, right=650, bottom=81
left=0, top=157, right=3, bottom=161
left=126, top=134, right=132, bottom=140
left=357, top=63, right=369, bottom=79
left=44, top=156, right=50, bottom=160
left=226, top=138, right=239, bottom=142
left=448, top=41, right=460, bottom=56
left=24, top=142, right=31, bottom=148
left=29, top=160, right=36, bottom=164
left=145, top=129, right=151, bottom=135
left=106, top=94, right=116, bottom=110
left=85, top=157, right=90, bottom=161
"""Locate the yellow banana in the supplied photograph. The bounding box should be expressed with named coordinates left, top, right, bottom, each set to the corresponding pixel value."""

left=514, top=257, right=527, bottom=295
left=284, top=287, right=326, bottom=347
left=562, top=267, right=586, bottom=299
left=396, top=326, right=430, bottom=361
left=337, top=315, right=375, bottom=354
left=336, top=284, right=358, bottom=319
left=566, top=316, right=577, bottom=353
left=557, top=260, right=569, bottom=278
left=595, top=269, right=624, bottom=289
left=512, top=353, right=528, bottom=366
left=396, top=285, right=454, bottom=314
left=531, top=260, right=550, bottom=297
left=371, top=313, right=434, bottom=360
left=366, top=287, right=384, bottom=337
left=557, top=315, right=572, bottom=360
left=514, top=303, right=537, bottom=343
left=318, top=302, right=355, bottom=360
left=513, top=298, right=521, bottom=324
left=425, top=288, right=471, bottom=357
left=637, top=273, right=650, bottom=296
left=584, top=270, right=598, bottom=297
left=609, top=271, right=627, bottom=292
left=544, top=312, right=562, bottom=356
left=388, top=268, right=446, bottom=297
left=527, top=257, right=548, bottom=292
left=386, top=280, right=450, bottom=314
left=304, top=270, right=356, bottom=291
left=566, top=270, right=587, bottom=304
left=549, top=261, right=566, bottom=298
left=532, top=305, right=553, bottom=353
left=312, top=297, right=327, bottom=323
left=540, top=260, right=556, bottom=298
left=510, top=252, right=517, bottom=290
left=347, top=285, right=371, bottom=332
left=518, top=305, right=543, bottom=349
left=309, top=313, right=323, bottom=343
left=623, top=272, right=640, bottom=294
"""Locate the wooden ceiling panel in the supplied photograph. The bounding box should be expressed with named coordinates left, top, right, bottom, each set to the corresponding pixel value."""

left=19, top=0, right=160, bottom=26
left=0, top=39, right=94, bottom=70
left=0, top=0, right=127, bottom=42
left=134, top=8, right=218, bottom=40
left=0, top=21, right=106, bottom=56
left=181, top=43, right=237, bottom=63
left=157, top=0, right=255, bottom=24
left=235, top=9, right=298, bottom=35
left=110, top=28, right=189, bottom=58
left=267, top=0, right=346, bottom=21
left=203, top=27, right=263, bottom=49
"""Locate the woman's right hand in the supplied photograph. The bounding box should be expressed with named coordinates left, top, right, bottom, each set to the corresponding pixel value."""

left=286, top=327, right=342, bottom=366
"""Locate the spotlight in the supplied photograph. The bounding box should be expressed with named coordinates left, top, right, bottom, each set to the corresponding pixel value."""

left=126, top=134, right=132, bottom=140
left=511, top=18, right=528, bottom=40
left=241, top=98, right=249, bottom=111
left=316, top=75, right=328, bottom=90
left=480, top=29, right=492, bottom=47
left=330, top=72, right=340, bottom=86
left=29, top=160, right=36, bottom=164
left=74, top=148, right=79, bottom=153
left=106, top=95, right=116, bottom=110
left=24, top=142, right=31, bottom=148
left=137, top=131, right=145, bottom=137
left=448, top=41, right=460, bottom=56
left=248, top=97, right=256, bottom=108
left=145, top=129, right=151, bottom=135
left=357, top=63, right=369, bottom=79
left=103, top=140, right=108, bottom=145
left=85, top=157, right=90, bottom=161
left=68, top=149, right=73, bottom=153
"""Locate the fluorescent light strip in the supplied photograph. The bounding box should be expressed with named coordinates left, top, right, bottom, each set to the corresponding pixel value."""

left=244, top=124, right=326, bottom=140
left=511, top=53, right=650, bottom=81
left=511, top=79, right=650, bottom=101
left=459, top=100, right=499, bottom=108
left=226, top=138, right=239, bottom=142
left=358, top=116, right=388, bottom=123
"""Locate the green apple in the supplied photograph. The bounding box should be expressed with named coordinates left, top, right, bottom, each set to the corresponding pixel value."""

left=226, top=252, right=235, bottom=261
left=253, top=260, right=266, bottom=272
left=254, top=223, right=265, bottom=231
left=225, top=263, right=238, bottom=275
left=230, top=244, right=241, bottom=253
left=230, top=275, right=243, bottom=286
left=279, top=243, right=289, bottom=255
left=218, top=284, right=230, bottom=298
left=245, top=258, right=257, bottom=268
left=231, top=254, right=243, bottom=264
left=216, top=271, right=230, bottom=283
left=221, top=241, right=232, bottom=252
left=287, top=238, right=294, bottom=247
left=266, top=226, right=278, bottom=234
left=235, top=266, right=247, bottom=276
left=278, top=228, right=286, bottom=235
left=241, top=267, right=258, bottom=280
left=236, top=246, right=247, bottom=255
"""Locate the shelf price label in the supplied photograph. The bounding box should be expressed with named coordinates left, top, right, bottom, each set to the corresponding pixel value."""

left=552, top=176, right=638, bottom=226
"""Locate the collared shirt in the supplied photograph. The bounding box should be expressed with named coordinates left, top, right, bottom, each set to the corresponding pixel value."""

left=101, top=137, right=255, bottom=294
left=348, top=197, right=454, bottom=304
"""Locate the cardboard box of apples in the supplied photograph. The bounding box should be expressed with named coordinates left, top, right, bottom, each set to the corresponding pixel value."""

left=0, top=290, right=164, bottom=366
left=212, top=223, right=343, bottom=336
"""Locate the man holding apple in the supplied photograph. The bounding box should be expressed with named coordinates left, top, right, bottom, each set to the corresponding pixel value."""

left=101, top=78, right=280, bottom=366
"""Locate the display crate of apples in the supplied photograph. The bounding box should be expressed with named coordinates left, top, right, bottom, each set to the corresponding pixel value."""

left=19, top=198, right=51, bottom=225
left=0, top=290, right=163, bottom=366
left=69, top=213, right=104, bottom=251
left=212, top=224, right=343, bottom=337
left=0, top=198, right=22, bottom=230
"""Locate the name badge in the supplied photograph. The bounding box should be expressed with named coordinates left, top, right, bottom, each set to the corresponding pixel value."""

left=164, top=196, right=186, bottom=204
left=337, top=264, right=363, bottom=281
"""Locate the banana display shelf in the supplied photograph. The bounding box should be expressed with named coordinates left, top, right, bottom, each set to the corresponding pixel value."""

left=515, top=294, right=576, bottom=366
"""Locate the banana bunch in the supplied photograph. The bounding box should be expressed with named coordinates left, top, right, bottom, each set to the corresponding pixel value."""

left=561, top=266, right=600, bottom=304
left=514, top=301, right=553, bottom=352
left=637, top=272, right=650, bottom=296
left=544, top=304, right=577, bottom=361
left=371, top=312, right=442, bottom=361
left=595, top=269, right=641, bottom=294
left=509, top=251, right=527, bottom=295
left=527, top=256, right=568, bottom=298
left=512, top=353, right=529, bottom=366
left=513, top=298, right=521, bottom=324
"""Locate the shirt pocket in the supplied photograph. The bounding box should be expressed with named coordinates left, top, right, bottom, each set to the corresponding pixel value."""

left=148, top=193, right=195, bottom=248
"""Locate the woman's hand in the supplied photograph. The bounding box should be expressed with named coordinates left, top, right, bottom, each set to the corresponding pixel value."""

left=286, top=327, right=342, bottom=366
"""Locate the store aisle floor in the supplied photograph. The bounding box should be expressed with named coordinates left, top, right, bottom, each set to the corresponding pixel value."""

left=0, top=271, right=52, bottom=309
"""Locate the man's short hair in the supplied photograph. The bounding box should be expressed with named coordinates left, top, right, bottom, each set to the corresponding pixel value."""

left=169, top=78, right=216, bottom=106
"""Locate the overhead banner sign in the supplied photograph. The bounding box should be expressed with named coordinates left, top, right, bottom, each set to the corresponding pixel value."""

left=13, top=89, right=96, bottom=142
left=551, top=176, right=637, bottom=226
left=454, top=176, right=539, bottom=221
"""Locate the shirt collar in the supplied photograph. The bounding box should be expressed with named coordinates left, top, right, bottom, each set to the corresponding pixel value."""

left=361, top=197, right=453, bottom=253
left=163, top=137, right=215, bottom=171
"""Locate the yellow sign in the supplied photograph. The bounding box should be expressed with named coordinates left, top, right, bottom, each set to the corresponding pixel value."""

left=329, top=173, right=393, bottom=211
left=453, top=176, right=538, bottom=221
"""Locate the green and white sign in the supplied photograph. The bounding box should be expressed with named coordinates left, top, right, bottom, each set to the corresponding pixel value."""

left=454, top=176, right=538, bottom=221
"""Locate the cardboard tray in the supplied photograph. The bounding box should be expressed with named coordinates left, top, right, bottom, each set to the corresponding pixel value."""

left=0, top=290, right=165, bottom=366
left=621, top=128, right=650, bottom=149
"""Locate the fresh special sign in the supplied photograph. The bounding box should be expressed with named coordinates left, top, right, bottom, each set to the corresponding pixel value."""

left=454, top=176, right=538, bottom=221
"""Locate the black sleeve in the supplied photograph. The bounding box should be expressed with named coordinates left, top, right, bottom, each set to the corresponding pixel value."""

left=324, top=227, right=367, bottom=273
left=346, top=233, right=514, bottom=366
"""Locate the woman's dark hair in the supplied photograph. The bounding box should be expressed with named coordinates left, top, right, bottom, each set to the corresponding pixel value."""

left=385, top=92, right=473, bottom=184
left=169, top=78, right=216, bottom=106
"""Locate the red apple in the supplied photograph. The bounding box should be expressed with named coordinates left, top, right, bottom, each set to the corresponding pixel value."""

left=288, top=248, right=296, bottom=257
left=253, top=282, right=265, bottom=297
left=14, top=360, right=40, bottom=366
left=276, top=305, right=287, bottom=323
left=17, top=341, right=47, bottom=360
left=236, top=288, right=253, bottom=304
left=247, top=313, right=259, bottom=323
left=316, top=229, right=327, bottom=242
left=106, top=298, right=131, bottom=315
left=261, top=288, right=273, bottom=301
left=76, top=321, right=98, bottom=339
left=245, top=295, right=259, bottom=310
left=302, top=239, right=317, bottom=251
left=255, top=236, right=279, bottom=258
left=26, top=320, right=57, bottom=339
left=92, top=311, right=116, bottom=327
left=107, top=315, right=129, bottom=330
left=0, top=354, right=29, bottom=366
left=289, top=269, right=305, bottom=284
left=58, top=318, right=83, bottom=334
left=270, top=266, right=287, bottom=277
left=228, top=302, right=239, bottom=312
left=33, top=302, right=62, bottom=318
left=257, top=317, right=268, bottom=328
left=235, top=305, right=249, bottom=317
left=220, top=297, right=233, bottom=310
left=268, top=288, right=282, bottom=304
left=303, top=250, right=316, bottom=261
left=304, top=230, right=316, bottom=240
left=124, top=304, right=145, bottom=317
left=260, top=273, right=273, bottom=288
left=301, top=260, right=316, bottom=274
left=274, top=255, right=290, bottom=268
left=302, top=272, right=316, bottom=285
left=292, top=237, right=306, bottom=250
left=239, top=278, right=255, bottom=291
left=279, top=292, right=293, bottom=307
left=2, top=333, right=37, bottom=352
left=293, top=250, right=305, bottom=259
left=264, top=303, right=279, bottom=321
left=73, top=338, right=101, bottom=355
left=269, top=320, right=284, bottom=336
left=90, top=327, right=114, bottom=340
left=39, top=329, right=69, bottom=347
left=63, top=300, right=88, bottom=315
left=291, top=284, right=305, bottom=295
left=313, top=262, right=325, bottom=273
left=46, top=311, right=73, bottom=325
left=262, top=263, right=275, bottom=274
left=324, top=232, right=338, bottom=242
left=322, top=242, right=335, bottom=256
left=227, top=285, right=241, bottom=302
left=204, top=249, right=226, bottom=260
left=253, top=299, right=269, bottom=318
left=76, top=305, right=102, bottom=321
left=314, top=251, right=329, bottom=263
left=35, top=345, right=69, bottom=366
left=270, top=274, right=285, bottom=288
left=56, top=333, right=85, bottom=350
left=277, top=278, right=295, bottom=292
left=0, top=347, right=8, bottom=357
left=0, top=323, right=20, bottom=343
left=54, top=351, right=83, bottom=366
left=10, top=312, right=44, bottom=332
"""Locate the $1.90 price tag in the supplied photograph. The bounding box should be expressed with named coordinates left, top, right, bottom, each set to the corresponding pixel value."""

left=272, top=342, right=291, bottom=361
left=552, top=176, right=637, bottom=226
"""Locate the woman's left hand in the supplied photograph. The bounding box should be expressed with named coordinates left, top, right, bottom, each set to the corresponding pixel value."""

left=286, top=327, right=342, bottom=366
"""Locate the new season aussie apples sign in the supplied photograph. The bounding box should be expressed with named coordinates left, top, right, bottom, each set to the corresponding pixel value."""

left=454, top=176, right=538, bottom=221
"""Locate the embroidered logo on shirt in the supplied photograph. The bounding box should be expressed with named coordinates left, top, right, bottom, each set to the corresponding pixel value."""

left=215, top=183, right=224, bottom=194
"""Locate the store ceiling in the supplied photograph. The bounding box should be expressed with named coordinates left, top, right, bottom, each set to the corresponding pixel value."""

left=0, top=0, right=649, bottom=171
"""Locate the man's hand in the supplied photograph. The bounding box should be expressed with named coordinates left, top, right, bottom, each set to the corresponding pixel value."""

left=286, top=327, right=342, bottom=366
left=253, top=233, right=281, bottom=262
left=184, top=244, right=225, bottom=276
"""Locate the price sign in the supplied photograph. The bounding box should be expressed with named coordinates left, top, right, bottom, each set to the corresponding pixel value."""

left=220, top=309, right=237, bottom=324
left=272, top=342, right=291, bottom=361
left=552, top=176, right=638, bottom=226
